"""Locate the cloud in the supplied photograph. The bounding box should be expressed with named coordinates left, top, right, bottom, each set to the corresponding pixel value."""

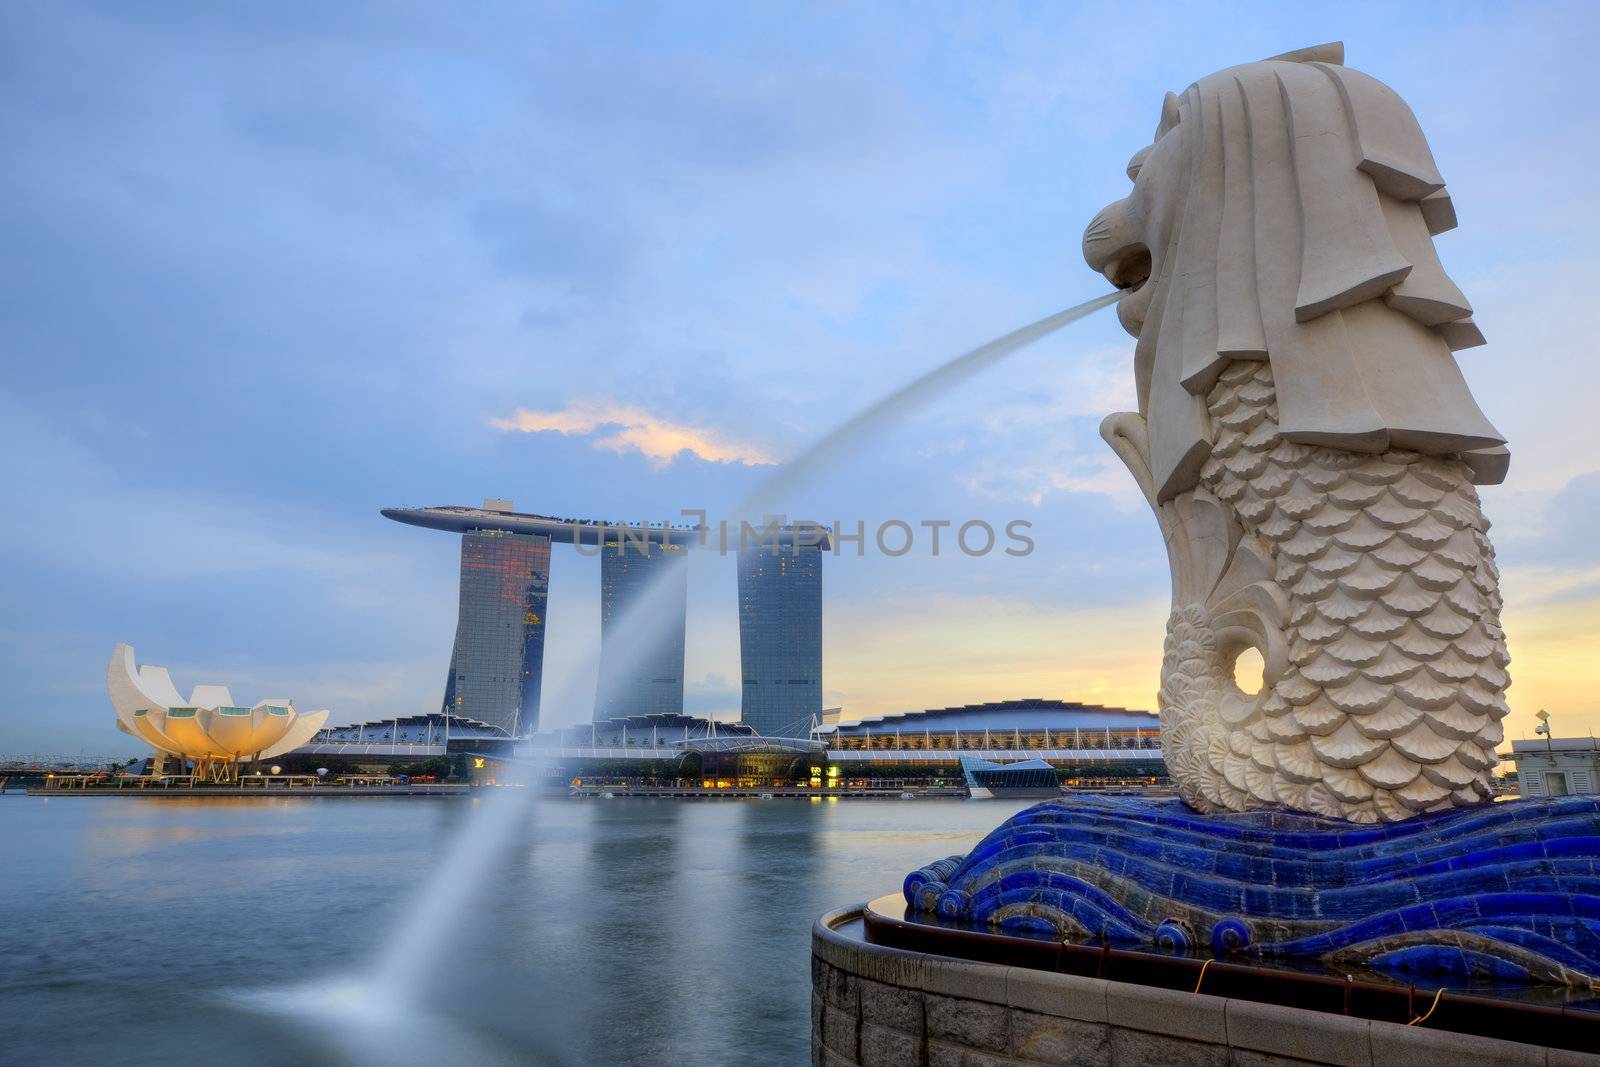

left=960, top=451, right=1146, bottom=511
left=684, top=672, right=739, bottom=719
left=1494, top=470, right=1600, bottom=564
left=491, top=399, right=778, bottom=468
left=0, top=390, right=373, bottom=582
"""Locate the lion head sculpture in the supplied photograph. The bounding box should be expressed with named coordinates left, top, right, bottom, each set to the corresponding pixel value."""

left=1084, top=42, right=1505, bottom=504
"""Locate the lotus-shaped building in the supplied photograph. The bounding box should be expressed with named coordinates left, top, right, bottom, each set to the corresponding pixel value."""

left=108, top=643, right=330, bottom=780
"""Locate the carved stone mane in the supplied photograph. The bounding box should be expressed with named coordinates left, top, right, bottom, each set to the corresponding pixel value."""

left=1085, top=41, right=1505, bottom=503
left=1084, top=44, right=1511, bottom=823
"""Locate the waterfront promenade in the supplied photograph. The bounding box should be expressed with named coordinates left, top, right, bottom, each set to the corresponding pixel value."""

left=30, top=782, right=470, bottom=797
left=568, top=783, right=968, bottom=799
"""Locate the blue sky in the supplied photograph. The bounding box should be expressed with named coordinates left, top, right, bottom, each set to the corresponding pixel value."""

left=4, top=1, right=1598, bottom=754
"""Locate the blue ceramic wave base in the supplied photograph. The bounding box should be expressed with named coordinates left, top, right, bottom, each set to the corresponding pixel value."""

left=905, top=795, right=1600, bottom=989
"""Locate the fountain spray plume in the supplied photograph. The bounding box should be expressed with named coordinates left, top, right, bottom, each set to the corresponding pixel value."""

left=733, top=290, right=1122, bottom=523
left=361, top=291, right=1129, bottom=998
left=357, top=565, right=692, bottom=1047
left=233, top=647, right=610, bottom=1062
left=235, top=288, right=1121, bottom=1057
left=360, top=630, right=613, bottom=999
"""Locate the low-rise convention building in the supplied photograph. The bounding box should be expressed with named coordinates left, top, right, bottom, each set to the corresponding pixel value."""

left=820, top=699, right=1165, bottom=787
left=268, top=702, right=1168, bottom=794
left=250, top=711, right=515, bottom=781
left=517, top=713, right=823, bottom=789
left=297, top=712, right=512, bottom=754
left=281, top=711, right=827, bottom=790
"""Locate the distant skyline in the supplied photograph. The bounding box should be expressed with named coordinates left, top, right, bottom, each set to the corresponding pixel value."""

left=3, top=1, right=1597, bottom=753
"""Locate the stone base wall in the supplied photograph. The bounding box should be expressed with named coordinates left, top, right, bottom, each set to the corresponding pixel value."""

left=813, top=905, right=1600, bottom=1067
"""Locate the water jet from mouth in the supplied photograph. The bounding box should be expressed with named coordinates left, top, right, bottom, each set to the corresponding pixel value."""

left=734, top=289, right=1121, bottom=521
left=232, top=287, right=1122, bottom=1058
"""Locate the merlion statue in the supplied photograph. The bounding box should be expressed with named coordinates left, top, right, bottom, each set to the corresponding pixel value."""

left=890, top=45, right=1596, bottom=995
left=1083, top=43, right=1511, bottom=823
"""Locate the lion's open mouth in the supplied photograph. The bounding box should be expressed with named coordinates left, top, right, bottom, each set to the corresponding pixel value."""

left=1106, top=244, right=1151, bottom=292
left=1102, top=243, right=1154, bottom=337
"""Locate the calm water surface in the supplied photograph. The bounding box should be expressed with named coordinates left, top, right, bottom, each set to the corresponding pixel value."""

left=0, top=793, right=1033, bottom=1065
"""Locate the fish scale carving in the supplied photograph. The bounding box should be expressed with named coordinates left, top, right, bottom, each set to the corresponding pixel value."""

left=1160, top=360, right=1511, bottom=823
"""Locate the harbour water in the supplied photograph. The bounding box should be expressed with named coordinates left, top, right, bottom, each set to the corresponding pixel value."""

left=0, top=793, right=1034, bottom=1065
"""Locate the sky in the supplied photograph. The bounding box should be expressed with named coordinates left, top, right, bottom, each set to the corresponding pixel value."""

left=3, top=0, right=1598, bottom=756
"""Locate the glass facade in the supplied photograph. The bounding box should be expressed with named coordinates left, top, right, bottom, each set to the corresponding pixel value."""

left=736, top=540, right=822, bottom=737
left=442, top=529, right=551, bottom=736
left=691, top=749, right=809, bottom=789
left=594, top=545, right=687, bottom=719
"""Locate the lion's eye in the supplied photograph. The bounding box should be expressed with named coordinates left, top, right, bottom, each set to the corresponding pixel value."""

left=1126, top=145, right=1152, bottom=182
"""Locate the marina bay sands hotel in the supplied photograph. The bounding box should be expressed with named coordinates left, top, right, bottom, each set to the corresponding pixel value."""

left=381, top=501, right=825, bottom=739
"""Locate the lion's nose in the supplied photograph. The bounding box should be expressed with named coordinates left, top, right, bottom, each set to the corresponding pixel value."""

left=1083, top=198, right=1143, bottom=279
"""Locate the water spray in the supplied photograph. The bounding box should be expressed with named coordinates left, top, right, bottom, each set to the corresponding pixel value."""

left=232, top=288, right=1121, bottom=1057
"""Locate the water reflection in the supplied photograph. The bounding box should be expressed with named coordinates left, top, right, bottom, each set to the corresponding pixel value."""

left=0, top=795, right=1032, bottom=1065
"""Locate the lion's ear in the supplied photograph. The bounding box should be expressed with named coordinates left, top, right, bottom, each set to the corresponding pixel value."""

left=1155, top=92, right=1181, bottom=139
left=1266, top=42, right=1344, bottom=65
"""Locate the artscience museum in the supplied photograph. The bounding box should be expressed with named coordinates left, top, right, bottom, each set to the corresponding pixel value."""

left=107, top=643, right=330, bottom=781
